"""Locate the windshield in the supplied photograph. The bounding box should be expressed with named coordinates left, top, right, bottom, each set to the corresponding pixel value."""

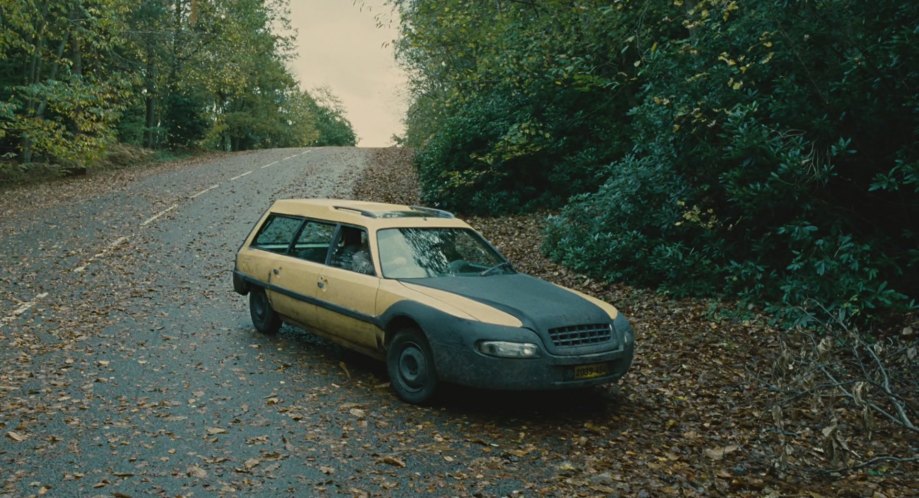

left=377, top=228, right=511, bottom=278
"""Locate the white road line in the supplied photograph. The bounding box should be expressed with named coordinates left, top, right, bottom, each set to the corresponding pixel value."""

left=190, top=184, right=220, bottom=199
left=230, top=170, right=253, bottom=181
left=261, top=161, right=278, bottom=169
left=141, top=204, right=178, bottom=226
left=108, top=236, right=129, bottom=249
left=73, top=236, right=129, bottom=273
left=2, top=292, right=49, bottom=324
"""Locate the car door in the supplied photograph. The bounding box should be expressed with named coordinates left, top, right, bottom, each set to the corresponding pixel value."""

left=314, top=225, right=382, bottom=351
left=270, top=219, right=337, bottom=329
left=246, top=214, right=307, bottom=320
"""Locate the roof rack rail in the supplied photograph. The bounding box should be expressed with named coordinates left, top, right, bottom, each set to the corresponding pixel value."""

left=410, top=205, right=454, bottom=218
left=333, top=205, right=378, bottom=218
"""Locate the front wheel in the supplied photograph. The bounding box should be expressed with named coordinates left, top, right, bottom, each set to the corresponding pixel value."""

left=249, top=288, right=281, bottom=335
left=387, top=328, right=438, bottom=404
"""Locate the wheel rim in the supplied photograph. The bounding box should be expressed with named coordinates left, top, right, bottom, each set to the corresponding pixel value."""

left=398, top=343, right=427, bottom=390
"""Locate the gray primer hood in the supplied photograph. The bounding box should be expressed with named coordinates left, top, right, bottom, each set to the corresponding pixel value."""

left=403, top=273, right=611, bottom=331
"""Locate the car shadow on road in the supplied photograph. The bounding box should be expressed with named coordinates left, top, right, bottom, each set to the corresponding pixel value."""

left=260, top=325, right=631, bottom=425
left=433, top=383, right=627, bottom=420
left=331, top=340, right=630, bottom=424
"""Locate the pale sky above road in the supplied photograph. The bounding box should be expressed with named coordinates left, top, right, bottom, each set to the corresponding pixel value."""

left=289, top=0, right=408, bottom=147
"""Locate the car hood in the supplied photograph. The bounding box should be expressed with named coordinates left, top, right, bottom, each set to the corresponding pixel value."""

left=401, top=273, right=611, bottom=331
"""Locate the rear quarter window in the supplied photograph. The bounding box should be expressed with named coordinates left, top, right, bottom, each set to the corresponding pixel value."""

left=251, top=214, right=303, bottom=254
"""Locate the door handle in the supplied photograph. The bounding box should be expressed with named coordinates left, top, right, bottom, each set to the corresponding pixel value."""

left=272, top=268, right=281, bottom=275
left=317, top=276, right=327, bottom=289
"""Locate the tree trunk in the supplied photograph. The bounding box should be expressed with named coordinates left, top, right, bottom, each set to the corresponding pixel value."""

left=143, top=38, right=158, bottom=148
left=22, top=5, right=71, bottom=163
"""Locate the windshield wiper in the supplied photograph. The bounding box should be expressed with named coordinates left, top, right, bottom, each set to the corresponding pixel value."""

left=480, top=261, right=513, bottom=276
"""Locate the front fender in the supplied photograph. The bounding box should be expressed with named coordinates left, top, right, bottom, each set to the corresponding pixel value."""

left=378, top=300, right=543, bottom=384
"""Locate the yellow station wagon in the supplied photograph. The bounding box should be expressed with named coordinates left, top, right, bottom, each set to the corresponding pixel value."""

left=233, top=199, right=634, bottom=403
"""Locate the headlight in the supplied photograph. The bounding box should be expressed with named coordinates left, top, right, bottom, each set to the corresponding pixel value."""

left=623, top=327, right=634, bottom=346
left=477, top=341, right=540, bottom=358
left=614, top=314, right=634, bottom=346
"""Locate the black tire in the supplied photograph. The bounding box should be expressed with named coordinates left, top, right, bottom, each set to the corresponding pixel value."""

left=249, top=288, right=281, bottom=335
left=387, top=328, right=438, bottom=404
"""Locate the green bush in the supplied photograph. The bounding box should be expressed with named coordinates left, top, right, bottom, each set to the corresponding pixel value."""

left=544, top=151, right=724, bottom=295
left=543, top=0, right=917, bottom=326
left=396, top=0, right=917, bottom=326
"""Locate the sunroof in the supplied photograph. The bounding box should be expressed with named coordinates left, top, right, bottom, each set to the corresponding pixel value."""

left=332, top=205, right=454, bottom=219
left=380, top=211, right=430, bottom=218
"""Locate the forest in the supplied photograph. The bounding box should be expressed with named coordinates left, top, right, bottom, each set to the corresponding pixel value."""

left=0, top=0, right=355, bottom=177
left=391, top=0, right=918, bottom=330
left=2, top=0, right=916, bottom=328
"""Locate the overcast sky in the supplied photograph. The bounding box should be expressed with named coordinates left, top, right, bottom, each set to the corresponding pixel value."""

left=289, top=0, right=408, bottom=147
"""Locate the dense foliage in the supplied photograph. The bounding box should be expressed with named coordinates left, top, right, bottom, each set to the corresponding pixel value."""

left=0, top=0, right=355, bottom=169
left=393, top=0, right=918, bottom=326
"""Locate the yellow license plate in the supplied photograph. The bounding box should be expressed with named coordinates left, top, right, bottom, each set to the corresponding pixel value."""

left=574, top=362, right=610, bottom=380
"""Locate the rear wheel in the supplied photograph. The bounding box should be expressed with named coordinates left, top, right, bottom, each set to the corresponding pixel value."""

left=249, top=288, right=281, bottom=335
left=387, top=328, right=438, bottom=404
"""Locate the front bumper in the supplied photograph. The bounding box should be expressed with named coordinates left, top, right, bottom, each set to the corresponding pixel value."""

left=426, top=319, right=634, bottom=391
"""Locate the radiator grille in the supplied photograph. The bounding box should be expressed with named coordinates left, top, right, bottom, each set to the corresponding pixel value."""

left=548, top=323, right=612, bottom=348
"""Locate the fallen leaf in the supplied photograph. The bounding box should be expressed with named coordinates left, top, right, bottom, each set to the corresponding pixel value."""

left=704, top=445, right=739, bottom=460
left=557, top=461, right=578, bottom=475
left=584, top=422, right=605, bottom=434
left=187, top=466, right=208, bottom=478
left=206, top=427, right=227, bottom=435
left=378, top=456, right=406, bottom=468
left=262, top=451, right=283, bottom=461
left=348, top=488, right=369, bottom=498
left=6, top=431, right=26, bottom=442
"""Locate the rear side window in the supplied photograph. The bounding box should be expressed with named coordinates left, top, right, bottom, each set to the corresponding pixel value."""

left=252, top=215, right=303, bottom=254
left=330, top=226, right=376, bottom=275
left=292, top=220, right=336, bottom=262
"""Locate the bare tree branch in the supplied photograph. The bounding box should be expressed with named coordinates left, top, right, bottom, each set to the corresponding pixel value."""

left=818, top=455, right=919, bottom=475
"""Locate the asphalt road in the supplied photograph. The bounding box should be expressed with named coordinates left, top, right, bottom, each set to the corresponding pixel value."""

left=0, top=148, right=626, bottom=497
